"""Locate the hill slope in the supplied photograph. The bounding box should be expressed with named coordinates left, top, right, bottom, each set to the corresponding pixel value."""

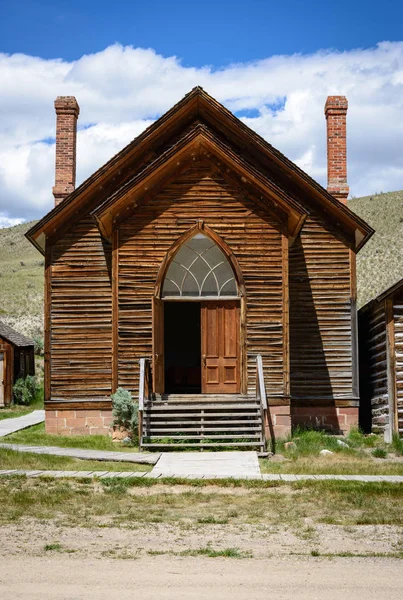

left=0, top=221, right=43, bottom=338
left=349, top=190, right=403, bottom=308
left=0, top=190, right=402, bottom=337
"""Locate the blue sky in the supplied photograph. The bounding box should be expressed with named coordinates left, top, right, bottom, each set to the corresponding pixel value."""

left=0, top=1, right=403, bottom=225
left=1, top=0, right=402, bottom=65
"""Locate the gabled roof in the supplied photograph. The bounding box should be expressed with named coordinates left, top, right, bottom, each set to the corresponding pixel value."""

left=0, top=321, right=34, bottom=347
left=26, top=87, right=374, bottom=254
left=359, top=277, right=403, bottom=313
left=92, top=123, right=308, bottom=239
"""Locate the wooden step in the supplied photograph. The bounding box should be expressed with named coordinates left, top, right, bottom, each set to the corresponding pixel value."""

left=145, top=404, right=259, bottom=411
left=141, top=441, right=264, bottom=448
left=148, top=426, right=261, bottom=433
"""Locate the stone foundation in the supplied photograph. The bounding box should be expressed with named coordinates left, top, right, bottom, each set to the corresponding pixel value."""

left=291, top=406, right=358, bottom=434
left=268, top=405, right=291, bottom=439
left=45, top=409, right=113, bottom=436
left=45, top=405, right=358, bottom=438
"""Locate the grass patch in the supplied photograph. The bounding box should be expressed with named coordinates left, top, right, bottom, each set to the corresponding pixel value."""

left=1, top=422, right=140, bottom=452
left=372, top=448, right=388, bottom=459
left=0, top=476, right=402, bottom=529
left=260, top=427, right=403, bottom=475
left=0, top=448, right=151, bottom=473
left=44, top=543, right=62, bottom=552
left=308, top=550, right=403, bottom=559
left=179, top=546, right=250, bottom=558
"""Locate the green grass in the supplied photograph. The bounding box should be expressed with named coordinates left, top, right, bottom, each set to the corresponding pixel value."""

left=1, top=422, right=140, bottom=452
left=0, top=476, right=402, bottom=529
left=0, top=447, right=151, bottom=473
left=349, top=190, right=403, bottom=307
left=259, top=428, right=403, bottom=475
left=0, top=387, right=44, bottom=421
left=0, top=220, right=43, bottom=338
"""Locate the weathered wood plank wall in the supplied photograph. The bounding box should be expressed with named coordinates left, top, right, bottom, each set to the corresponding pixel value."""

left=393, top=290, right=403, bottom=436
left=358, top=302, right=388, bottom=433
left=117, top=163, right=285, bottom=399
left=289, top=211, right=354, bottom=404
left=49, top=218, right=112, bottom=402
left=0, top=338, right=13, bottom=406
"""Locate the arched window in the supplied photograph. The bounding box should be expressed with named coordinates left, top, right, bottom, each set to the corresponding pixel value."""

left=161, top=233, right=238, bottom=298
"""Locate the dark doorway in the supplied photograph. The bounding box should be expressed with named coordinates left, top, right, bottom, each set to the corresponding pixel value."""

left=164, top=302, right=201, bottom=394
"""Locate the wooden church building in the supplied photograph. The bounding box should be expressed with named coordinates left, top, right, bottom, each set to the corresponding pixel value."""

left=27, top=88, right=373, bottom=448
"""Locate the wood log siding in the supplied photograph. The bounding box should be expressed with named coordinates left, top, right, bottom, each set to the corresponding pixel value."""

left=117, top=164, right=285, bottom=398
left=359, top=302, right=388, bottom=434
left=393, top=291, right=403, bottom=435
left=49, top=217, right=113, bottom=401
left=289, top=212, right=354, bottom=402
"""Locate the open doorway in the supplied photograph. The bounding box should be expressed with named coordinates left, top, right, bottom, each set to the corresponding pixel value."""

left=164, top=302, right=201, bottom=394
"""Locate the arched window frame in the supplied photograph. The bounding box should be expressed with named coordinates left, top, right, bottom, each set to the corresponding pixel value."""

left=154, top=223, right=245, bottom=300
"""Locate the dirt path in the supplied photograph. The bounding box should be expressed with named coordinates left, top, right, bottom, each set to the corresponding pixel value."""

left=1, top=517, right=402, bottom=559
left=0, top=555, right=402, bottom=599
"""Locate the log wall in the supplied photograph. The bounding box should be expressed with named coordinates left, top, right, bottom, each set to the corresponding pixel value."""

left=358, top=302, right=388, bottom=435
left=393, top=291, right=403, bottom=436
left=117, top=163, right=285, bottom=399
left=289, top=211, right=354, bottom=406
left=49, top=217, right=113, bottom=403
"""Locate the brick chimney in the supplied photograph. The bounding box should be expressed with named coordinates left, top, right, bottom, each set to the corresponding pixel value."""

left=324, top=96, right=349, bottom=204
left=52, top=96, right=80, bottom=206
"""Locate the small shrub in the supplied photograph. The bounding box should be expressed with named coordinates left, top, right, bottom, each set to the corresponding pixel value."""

left=33, top=336, right=44, bottom=356
left=13, top=375, right=39, bottom=405
left=111, top=387, right=139, bottom=439
left=372, top=447, right=388, bottom=459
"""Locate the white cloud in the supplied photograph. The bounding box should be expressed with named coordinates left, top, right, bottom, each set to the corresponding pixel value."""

left=1, top=41, right=403, bottom=223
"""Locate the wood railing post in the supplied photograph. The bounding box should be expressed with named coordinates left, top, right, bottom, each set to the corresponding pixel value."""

left=138, top=358, right=146, bottom=450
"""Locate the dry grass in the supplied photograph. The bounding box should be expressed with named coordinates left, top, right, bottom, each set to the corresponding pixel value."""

left=0, top=476, right=402, bottom=528
left=349, top=190, right=403, bottom=307
left=0, top=221, right=43, bottom=338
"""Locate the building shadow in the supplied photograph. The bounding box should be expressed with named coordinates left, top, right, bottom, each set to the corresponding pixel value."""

left=289, top=237, right=339, bottom=433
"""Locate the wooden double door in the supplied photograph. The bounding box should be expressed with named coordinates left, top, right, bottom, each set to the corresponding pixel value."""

left=153, top=299, right=240, bottom=394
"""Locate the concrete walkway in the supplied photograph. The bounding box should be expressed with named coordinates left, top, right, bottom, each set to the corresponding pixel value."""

left=151, top=451, right=261, bottom=478
left=0, top=410, right=45, bottom=437
left=0, top=469, right=403, bottom=482
left=0, top=443, right=159, bottom=465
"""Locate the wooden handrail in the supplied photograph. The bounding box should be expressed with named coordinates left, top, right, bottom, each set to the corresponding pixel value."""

left=256, top=354, right=270, bottom=451
left=256, top=354, right=267, bottom=410
left=138, top=358, right=151, bottom=449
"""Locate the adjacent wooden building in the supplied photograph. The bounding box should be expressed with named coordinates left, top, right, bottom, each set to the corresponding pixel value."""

left=0, top=321, right=35, bottom=407
left=359, top=280, right=403, bottom=440
left=26, top=88, right=373, bottom=447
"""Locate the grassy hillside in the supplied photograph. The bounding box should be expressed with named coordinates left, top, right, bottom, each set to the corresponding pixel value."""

left=349, top=190, right=403, bottom=308
left=0, top=189, right=402, bottom=337
left=0, top=221, right=43, bottom=338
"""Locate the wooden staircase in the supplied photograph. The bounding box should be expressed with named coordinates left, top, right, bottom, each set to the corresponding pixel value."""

left=141, top=395, right=265, bottom=450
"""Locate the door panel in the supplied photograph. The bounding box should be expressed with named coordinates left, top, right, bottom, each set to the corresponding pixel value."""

left=201, top=301, right=240, bottom=393
left=152, top=297, right=164, bottom=393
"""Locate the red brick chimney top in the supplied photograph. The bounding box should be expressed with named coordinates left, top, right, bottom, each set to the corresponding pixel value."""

left=324, top=95, right=349, bottom=204
left=52, top=96, right=80, bottom=207
left=325, top=96, right=348, bottom=114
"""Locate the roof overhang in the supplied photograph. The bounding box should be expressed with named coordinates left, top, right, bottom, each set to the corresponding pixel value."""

left=91, top=124, right=308, bottom=240
left=26, top=86, right=374, bottom=254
